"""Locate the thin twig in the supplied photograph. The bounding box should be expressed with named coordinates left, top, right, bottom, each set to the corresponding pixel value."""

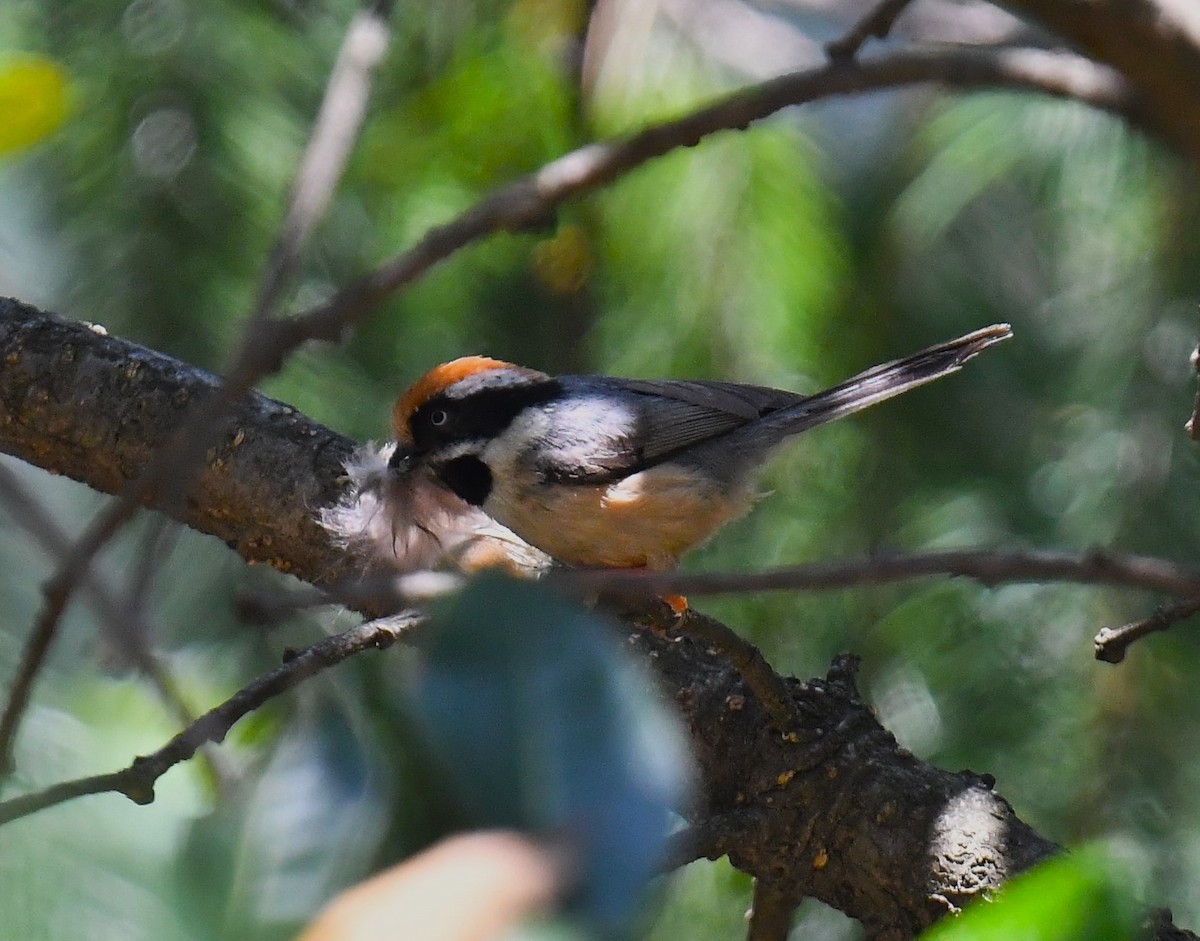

left=252, top=5, right=391, bottom=320
left=0, top=614, right=418, bottom=827
left=118, top=3, right=392, bottom=632
left=15, top=4, right=396, bottom=757
left=567, top=547, right=1200, bottom=599
left=0, top=465, right=204, bottom=777
left=747, top=879, right=801, bottom=941
left=121, top=516, right=180, bottom=652
left=235, top=572, right=463, bottom=624
left=0, top=557, right=69, bottom=778
left=826, top=0, right=917, bottom=60
left=291, top=46, right=1135, bottom=347
left=1095, top=596, right=1200, bottom=664
left=238, top=544, right=1200, bottom=621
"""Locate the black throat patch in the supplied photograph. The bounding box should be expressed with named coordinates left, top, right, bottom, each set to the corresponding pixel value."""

left=435, top=456, right=494, bottom=506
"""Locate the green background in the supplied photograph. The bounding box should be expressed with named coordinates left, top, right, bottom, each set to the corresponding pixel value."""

left=1, top=1, right=1198, bottom=938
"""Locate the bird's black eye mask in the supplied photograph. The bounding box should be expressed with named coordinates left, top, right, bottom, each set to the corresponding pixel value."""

left=407, top=379, right=562, bottom=452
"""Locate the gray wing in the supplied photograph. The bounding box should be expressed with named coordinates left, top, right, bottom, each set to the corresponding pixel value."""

left=617, top=379, right=803, bottom=465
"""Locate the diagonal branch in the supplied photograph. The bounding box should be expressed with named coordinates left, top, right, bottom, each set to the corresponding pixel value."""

left=0, top=465, right=198, bottom=737
left=16, top=7, right=399, bottom=770
left=289, top=45, right=1137, bottom=348
left=1095, top=595, right=1200, bottom=663
left=0, top=614, right=418, bottom=826
left=826, top=0, right=918, bottom=60
left=252, top=3, right=392, bottom=322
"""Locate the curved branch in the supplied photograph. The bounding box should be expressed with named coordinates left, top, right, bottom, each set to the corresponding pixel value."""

left=0, top=614, right=416, bottom=825
left=999, top=0, right=1200, bottom=161
left=294, top=45, right=1139, bottom=342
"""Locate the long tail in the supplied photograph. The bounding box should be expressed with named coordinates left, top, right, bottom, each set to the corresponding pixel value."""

left=760, top=323, right=1012, bottom=437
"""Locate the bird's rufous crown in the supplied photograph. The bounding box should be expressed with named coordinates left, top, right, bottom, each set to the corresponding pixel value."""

left=392, top=356, right=544, bottom=442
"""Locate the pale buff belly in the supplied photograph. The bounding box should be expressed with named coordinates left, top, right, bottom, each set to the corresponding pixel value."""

left=482, top=463, right=757, bottom=569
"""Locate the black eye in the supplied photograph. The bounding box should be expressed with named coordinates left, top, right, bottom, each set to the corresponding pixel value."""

left=429, top=409, right=448, bottom=427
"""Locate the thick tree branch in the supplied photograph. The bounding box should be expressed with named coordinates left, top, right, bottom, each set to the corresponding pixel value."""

left=0, top=298, right=359, bottom=587
left=6, top=299, right=1194, bottom=666
left=998, top=0, right=1200, bottom=162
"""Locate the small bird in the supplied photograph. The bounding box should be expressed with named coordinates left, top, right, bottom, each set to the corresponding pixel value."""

left=381, top=324, right=1012, bottom=572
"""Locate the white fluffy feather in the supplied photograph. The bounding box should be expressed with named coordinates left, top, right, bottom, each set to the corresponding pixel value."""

left=320, top=443, right=552, bottom=575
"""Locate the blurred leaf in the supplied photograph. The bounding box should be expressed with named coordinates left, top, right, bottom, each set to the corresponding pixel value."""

left=920, top=846, right=1139, bottom=941
left=644, top=858, right=753, bottom=941
left=0, top=54, right=68, bottom=155
left=176, top=701, right=392, bottom=941
left=411, top=573, right=693, bottom=936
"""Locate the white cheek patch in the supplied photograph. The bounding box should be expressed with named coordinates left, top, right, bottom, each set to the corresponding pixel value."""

left=485, top=397, right=638, bottom=477
left=428, top=438, right=485, bottom=462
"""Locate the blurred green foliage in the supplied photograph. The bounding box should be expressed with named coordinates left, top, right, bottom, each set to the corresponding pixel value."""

left=2, top=0, right=1200, bottom=939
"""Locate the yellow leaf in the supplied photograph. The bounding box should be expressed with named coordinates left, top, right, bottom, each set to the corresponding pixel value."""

left=0, top=55, right=69, bottom=156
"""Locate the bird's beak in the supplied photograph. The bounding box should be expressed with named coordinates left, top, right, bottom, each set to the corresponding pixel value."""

left=388, top=443, right=417, bottom=474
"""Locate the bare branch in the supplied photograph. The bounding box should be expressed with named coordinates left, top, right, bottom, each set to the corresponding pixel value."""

left=1095, top=595, right=1200, bottom=663
left=241, top=540, right=1200, bottom=614
left=292, top=45, right=1137, bottom=347
left=253, top=5, right=392, bottom=320
left=14, top=6, right=395, bottom=735
left=1000, top=0, right=1200, bottom=162
left=569, top=547, right=1200, bottom=600
left=826, top=0, right=917, bottom=60
left=0, top=614, right=418, bottom=827
left=0, top=497, right=70, bottom=776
